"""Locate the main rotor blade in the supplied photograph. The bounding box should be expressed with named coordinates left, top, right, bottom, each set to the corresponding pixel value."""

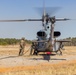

left=35, top=7, right=61, bottom=16
left=0, top=19, right=42, bottom=22
left=0, top=20, right=26, bottom=22
left=56, top=18, right=71, bottom=21
left=56, top=18, right=76, bottom=21
left=25, top=19, right=42, bottom=21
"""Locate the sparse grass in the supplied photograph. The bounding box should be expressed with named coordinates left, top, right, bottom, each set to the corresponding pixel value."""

left=0, top=46, right=76, bottom=75
left=0, top=61, right=76, bottom=75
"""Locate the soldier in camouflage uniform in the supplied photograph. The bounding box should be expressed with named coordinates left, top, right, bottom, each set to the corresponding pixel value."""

left=19, top=37, right=26, bottom=56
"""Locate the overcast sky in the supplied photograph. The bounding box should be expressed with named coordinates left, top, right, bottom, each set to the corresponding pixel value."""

left=0, top=0, right=76, bottom=40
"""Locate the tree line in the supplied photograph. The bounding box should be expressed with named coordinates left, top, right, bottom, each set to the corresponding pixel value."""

left=0, top=38, right=32, bottom=45
left=63, top=37, right=76, bottom=46
left=0, top=37, right=76, bottom=46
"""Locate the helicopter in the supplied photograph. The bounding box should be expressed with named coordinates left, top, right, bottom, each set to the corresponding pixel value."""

left=0, top=2, right=71, bottom=56
left=30, top=15, right=70, bottom=55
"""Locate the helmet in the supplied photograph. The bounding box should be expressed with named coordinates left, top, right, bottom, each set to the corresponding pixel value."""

left=21, top=37, right=25, bottom=40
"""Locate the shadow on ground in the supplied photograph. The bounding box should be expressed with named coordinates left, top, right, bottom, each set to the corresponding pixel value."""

left=29, top=54, right=66, bottom=61
left=0, top=55, right=19, bottom=60
left=0, top=54, right=66, bottom=62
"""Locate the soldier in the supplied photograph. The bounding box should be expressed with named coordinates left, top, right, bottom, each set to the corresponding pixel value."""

left=19, top=37, right=26, bottom=56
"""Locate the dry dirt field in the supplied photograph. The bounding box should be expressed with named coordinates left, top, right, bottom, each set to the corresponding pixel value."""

left=0, top=45, right=76, bottom=75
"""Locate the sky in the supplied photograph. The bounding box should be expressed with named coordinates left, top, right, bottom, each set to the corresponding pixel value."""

left=0, top=0, right=76, bottom=40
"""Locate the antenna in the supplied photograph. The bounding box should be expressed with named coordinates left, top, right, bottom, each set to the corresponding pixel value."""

left=43, top=0, right=46, bottom=17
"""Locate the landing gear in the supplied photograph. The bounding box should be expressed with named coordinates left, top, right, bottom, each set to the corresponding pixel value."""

left=55, top=50, right=62, bottom=55
left=33, top=50, right=38, bottom=55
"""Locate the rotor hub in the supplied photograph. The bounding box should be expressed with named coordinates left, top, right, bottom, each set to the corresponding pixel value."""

left=50, top=16, right=56, bottom=24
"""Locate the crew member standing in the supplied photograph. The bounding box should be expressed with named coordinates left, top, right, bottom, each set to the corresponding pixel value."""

left=19, top=37, right=26, bottom=56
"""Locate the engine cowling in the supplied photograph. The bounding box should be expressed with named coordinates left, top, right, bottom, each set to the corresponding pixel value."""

left=54, top=31, right=61, bottom=38
left=37, top=31, right=46, bottom=37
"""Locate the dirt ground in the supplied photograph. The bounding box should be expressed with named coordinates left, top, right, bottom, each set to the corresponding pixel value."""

left=0, top=45, right=76, bottom=74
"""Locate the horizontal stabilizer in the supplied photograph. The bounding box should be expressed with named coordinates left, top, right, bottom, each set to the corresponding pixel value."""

left=56, top=40, right=71, bottom=42
left=32, top=40, right=47, bottom=43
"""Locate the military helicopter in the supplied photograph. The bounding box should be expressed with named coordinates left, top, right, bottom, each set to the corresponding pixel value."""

left=29, top=4, right=71, bottom=55
left=0, top=1, right=71, bottom=56
left=30, top=15, right=70, bottom=55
